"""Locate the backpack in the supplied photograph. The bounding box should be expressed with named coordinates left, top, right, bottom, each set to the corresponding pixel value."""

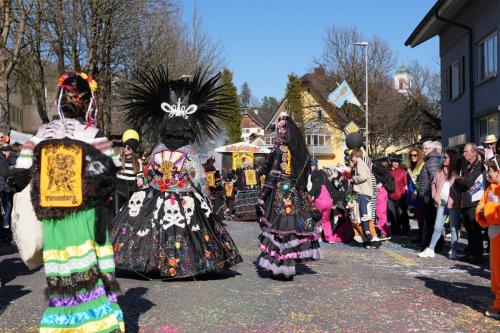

left=384, top=175, right=396, bottom=193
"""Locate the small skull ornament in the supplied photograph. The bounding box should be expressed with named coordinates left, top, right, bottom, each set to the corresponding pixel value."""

left=128, top=191, right=146, bottom=217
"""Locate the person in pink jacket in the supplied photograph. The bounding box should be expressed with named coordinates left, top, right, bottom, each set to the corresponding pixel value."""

left=309, top=169, right=336, bottom=243
left=419, top=150, right=460, bottom=258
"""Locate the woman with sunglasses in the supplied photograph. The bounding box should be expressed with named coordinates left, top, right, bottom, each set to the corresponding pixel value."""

left=419, top=150, right=459, bottom=258
left=114, top=129, right=144, bottom=215
left=407, top=147, right=425, bottom=243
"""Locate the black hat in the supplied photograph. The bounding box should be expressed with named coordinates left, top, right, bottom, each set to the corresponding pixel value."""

left=389, top=154, right=402, bottom=163
left=0, top=144, right=13, bottom=152
left=122, top=129, right=140, bottom=153
left=123, top=139, right=139, bottom=153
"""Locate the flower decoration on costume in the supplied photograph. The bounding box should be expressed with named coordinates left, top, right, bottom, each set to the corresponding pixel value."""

left=57, top=72, right=98, bottom=92
left=56, top=71, right=99, bottom=128
left=168, top=257, right=178, bottom=266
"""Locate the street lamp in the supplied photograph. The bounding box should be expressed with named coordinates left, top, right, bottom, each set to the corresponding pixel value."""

left=354, top=41, right=369, bottom=156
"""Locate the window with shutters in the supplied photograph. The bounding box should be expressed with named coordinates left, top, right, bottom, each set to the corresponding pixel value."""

left=478, top=32, right=498, bottom=82
left=448, top=59, right=464, bottom=100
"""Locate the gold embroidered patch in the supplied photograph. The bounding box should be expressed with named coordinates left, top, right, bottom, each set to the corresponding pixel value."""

left=244, top=169, right=257, bottom=186
left=224, top=182, right=234, bottom=197
left=40, top=143, right=83, bottom=207
left=205, top=171, right=216, bottom=187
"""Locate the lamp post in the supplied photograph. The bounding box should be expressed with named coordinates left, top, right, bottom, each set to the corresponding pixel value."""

left=354, top=41, right=369, bottom=156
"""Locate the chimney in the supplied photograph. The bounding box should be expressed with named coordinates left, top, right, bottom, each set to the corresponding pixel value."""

left=253, top=109, right=259, bottom=115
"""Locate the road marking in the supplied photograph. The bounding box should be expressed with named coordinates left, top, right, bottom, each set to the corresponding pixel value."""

left=381, top=247, right=417, bottom=266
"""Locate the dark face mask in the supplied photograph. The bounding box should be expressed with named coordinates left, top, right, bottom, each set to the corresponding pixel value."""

left=61, top=90, right=88, bottom=118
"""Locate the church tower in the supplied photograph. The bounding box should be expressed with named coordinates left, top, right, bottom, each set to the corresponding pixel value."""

left=394, top=65, right=411, bottom=95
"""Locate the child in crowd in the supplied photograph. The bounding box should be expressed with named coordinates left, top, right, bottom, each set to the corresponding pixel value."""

left=349, top=149, right=374, bottom=241
left=345, top=194, right=362, bottom=243
left=476, top=154, right=500, bottom=319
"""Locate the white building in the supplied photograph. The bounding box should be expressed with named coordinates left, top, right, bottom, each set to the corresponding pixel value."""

left=240, top=108, right=265, bottom=143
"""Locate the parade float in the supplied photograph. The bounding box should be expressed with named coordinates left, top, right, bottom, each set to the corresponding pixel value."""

left=214, top=141, right=270, bottom=172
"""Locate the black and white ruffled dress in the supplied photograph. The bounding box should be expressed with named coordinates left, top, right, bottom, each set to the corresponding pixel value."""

left=257, top=143, right=322, bottom=277
left=111, top=144, right=242, bottom=278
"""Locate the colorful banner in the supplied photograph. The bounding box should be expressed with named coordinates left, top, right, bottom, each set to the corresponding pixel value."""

left=232, top=152, right=254, bottom=170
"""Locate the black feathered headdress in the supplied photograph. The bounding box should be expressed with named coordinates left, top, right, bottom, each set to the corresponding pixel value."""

left=121, top=66, right=228, bottom=149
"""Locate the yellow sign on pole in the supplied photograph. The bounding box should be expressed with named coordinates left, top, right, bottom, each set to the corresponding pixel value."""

left=344, top=121, right=360, bottom=134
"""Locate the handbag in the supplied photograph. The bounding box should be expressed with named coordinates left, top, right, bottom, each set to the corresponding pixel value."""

left=11, top=183, right=44, bottom=270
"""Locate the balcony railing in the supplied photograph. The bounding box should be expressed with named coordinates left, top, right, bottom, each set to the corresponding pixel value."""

left=307, top=145, right=335, bottom=156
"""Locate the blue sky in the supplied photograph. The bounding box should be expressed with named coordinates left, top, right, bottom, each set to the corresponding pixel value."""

left=182, top=0, right=439, bottom=101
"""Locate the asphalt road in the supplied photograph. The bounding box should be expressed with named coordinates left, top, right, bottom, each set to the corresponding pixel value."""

left=0, top=221, right=498, bottom=333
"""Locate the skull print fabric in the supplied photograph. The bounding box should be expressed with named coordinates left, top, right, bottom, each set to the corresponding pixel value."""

left=128, top=191, right=146, bottom=217
left=110, top=144, right=242, bottom=278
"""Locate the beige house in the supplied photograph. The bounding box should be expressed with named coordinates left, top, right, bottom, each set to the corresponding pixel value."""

left=264, top=68, right=348, bottom=168
left=9, top=78, right=58, bottom=134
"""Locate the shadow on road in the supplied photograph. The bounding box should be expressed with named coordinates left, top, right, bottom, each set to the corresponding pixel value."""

left=118, top=287, right=156, bottom=333
left=0, top=284, right=32, bottom=316
left=296, top=263, right=317, bottom=276
left=176, top=269, right=241, bottom=281
left=416, top=276, right=492, bottom=313
left=0, top=256, right=41, bottom=286
left=253, top=261, right=317, bottom=281
left=117, top=269, right=241, bottom=282
left=0, top=243, right=18, bottom=256
left=451, top=264, right=490, bottom=280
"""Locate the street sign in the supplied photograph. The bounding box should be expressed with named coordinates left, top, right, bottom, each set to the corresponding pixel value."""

left=344, top=121, right=360, bottom=134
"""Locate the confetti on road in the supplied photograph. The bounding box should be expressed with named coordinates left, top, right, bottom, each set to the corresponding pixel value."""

left=0, top=221, right=498, bottom=332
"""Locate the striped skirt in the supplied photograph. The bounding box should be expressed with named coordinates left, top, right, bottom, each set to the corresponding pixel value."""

left=40, top=209, right=124, bottom=333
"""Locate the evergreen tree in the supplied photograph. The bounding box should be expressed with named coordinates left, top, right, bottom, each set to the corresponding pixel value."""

left=284, top=74, right=305, bottom=133
left=221, top=69, right=242, bottom=144
left=240, top=82, right=251, bottom=107
left=261, top=96, right=279, bottom=114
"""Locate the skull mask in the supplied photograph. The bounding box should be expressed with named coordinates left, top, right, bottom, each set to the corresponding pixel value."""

left=128, top=191, right=146, bottom=217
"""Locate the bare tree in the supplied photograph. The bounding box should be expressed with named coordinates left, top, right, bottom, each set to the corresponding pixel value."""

left=317, top=25, right=405, bottom=156
left=397, top=60, right=441, bottom=144
left=16, top=0, right=50, bottom=123
left=0, top=0, right=33, bottom=132
left=43, top=0, right=65, bottom=75
left=0, top=0, right=225, bottom=135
